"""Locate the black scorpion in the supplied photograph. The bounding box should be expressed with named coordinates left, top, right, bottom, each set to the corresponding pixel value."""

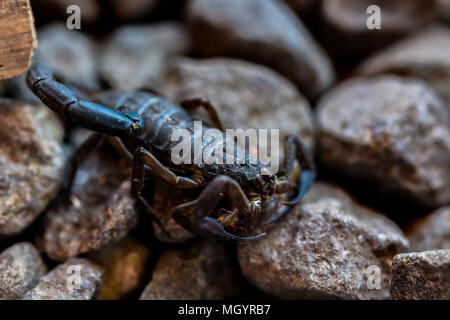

left=26, top=64, right=316, bottom=241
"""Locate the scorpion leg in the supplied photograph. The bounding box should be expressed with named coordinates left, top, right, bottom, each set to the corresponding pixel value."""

left=26, top=64, right=143, bottom=138
left=129, top=153, right=168, bottom=235
left=133, top=147, right=201, bottom=190
left=106, top=136, right=134, bottom=165
left=180, top=98, right=224, bottom=131
left=172, top=175, right=266, bottom=242
left=136, top=195, right=168, bottom=237
left=264, top=134, right=316, bottom=224
left=65, top=133, right=105, bottom=192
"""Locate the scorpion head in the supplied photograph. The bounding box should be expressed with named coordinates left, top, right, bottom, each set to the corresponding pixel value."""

left=251, top=167, right=293, bottom=197
left=252, top=173, right=275, bottom=196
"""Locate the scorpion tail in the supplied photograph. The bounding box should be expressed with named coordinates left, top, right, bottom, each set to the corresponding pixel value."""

left=26, top=64, right=143, bottom=138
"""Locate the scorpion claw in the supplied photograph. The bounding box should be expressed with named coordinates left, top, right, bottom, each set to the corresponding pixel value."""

left=172, top=210, right=265, bottom=242
left=201, top=217, right=266, bottom=242
left=263, top=170, right=316, bottom=225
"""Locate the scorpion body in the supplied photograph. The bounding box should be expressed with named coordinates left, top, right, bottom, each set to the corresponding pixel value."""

left=95, top=90, right=267, bottom=189
left=26, top=64, right=316, bottom=241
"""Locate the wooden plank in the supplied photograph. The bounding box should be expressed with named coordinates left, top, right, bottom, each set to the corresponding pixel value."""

left=0, top=0, right=37, bottom=80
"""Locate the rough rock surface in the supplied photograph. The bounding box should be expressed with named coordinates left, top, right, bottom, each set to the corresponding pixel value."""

left=108, top=0, right=159, bottom=21
left=162, top=58, right=316, bottom=151
left=6, top=23, right=99, bottom=102
left=88, top=238, right=150, bottom=300
left=99, top=23, right=190, bottom=90
left=152, top=179, right=196, bottom=243
left=0, top=100, right=68, bottom=236
left=34, top=23, right=99, bottom=88
left=358, top=26, right=450, bottom=107
left=390, top=250, right=450, bottom=300
left=23, top=258, right=103, bottom=300
left=238, top=183, right=409, bottom=300
left=317, top=76, right=450, bottom=207
left=0, top=242, right=47, bottom=299
left=37, top=149, right=138, bottom=261
left=187, top=0, right=334, bottom=99
left=408, top=207, right=450, bottom=251
left=320, top=0, right=437, bottom=57
left=140, top=240, right=240, bottom=300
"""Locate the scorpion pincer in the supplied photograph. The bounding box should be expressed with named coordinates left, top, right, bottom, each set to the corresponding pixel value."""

left=26, top=64, right=316, bottom=242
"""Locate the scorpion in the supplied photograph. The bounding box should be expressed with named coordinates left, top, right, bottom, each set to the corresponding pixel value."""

left=26, top=64, right=316, bottom=241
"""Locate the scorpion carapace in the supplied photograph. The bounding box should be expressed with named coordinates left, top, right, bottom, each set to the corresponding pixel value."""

left=26, top=64, right=316, bottom=242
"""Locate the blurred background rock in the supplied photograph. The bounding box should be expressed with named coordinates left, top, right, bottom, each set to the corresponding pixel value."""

left=0, top=0, right=449, bottom=300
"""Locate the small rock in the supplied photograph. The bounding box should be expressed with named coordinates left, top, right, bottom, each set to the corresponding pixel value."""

left=187, top=0, right=334, bottom=99
left=6, top=23, right=99, bottom=102
left=238, top=183, right=409, bottom=299
left=0, top=242, right=47, bottom=299
left=108, top=0, right=159, bottom=21
left=140, top=240, right=240, bottom=300
left=99, top=22, right=190, bottom=90
left=31, top=0, right=102, bottom=24
left=358, top=26, right=450, bottom=107
left=320, top=0, right=437, bottom=57
left=390, top=250, right=450, bottom=300
left=317, top=76, right=450, bottom=207
left=152, top=179, right=196, bottom=244
left=408, top=207, right=450, bottom=251
left=88, top=238, right=150, bottom=300
left=23, top=258, right=103, bottom=300
left=0, top=100, right=68, bottom=236
left=35, top=24, right=99, bottom=89
left=37, top=148, right=138, bottom=261
left=162, top=57, right=316, bottom=151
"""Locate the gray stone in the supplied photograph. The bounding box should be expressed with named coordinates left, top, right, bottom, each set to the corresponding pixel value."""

left=6, top=23, right=99, bottom=102
left=162, top=57, right=316, bottom=151
left=358, top=26, right=450, bottom=107
left=88, top=238, right=151, bottom=300
left=408, top=207, right=450, bottom=251
left=317, top=75, right=450, bottom=207
left=320, top=0, right=437, bottom=57
left=99, top=23, right=190, bottom=90
left=23, top=258, right=103, bottom=300
left=390, top=250, right=450, bottom=300
left=0, top=100, right=68, bottom=236
left=140, top=240, right=240, bottom=300
left=0, top=242, right=47, bottom=299
left=187, top=0, right=334, bottom=99
left=238, top=182, right=409, bottom=299
left=37, top=149, right=138, bottom=261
